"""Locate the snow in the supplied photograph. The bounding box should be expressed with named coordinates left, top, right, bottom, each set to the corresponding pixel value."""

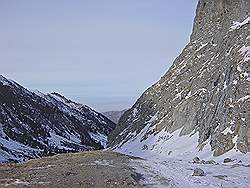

left=116, top=113, right=158, bottom=149
left=0, top=136, right=41, bottom=163
left=67, top=132, right=81, bottom=144
left=221, top=127, right=234, bottom=135
left=0, top=75, right=11, bottom=86
left=237, top=95, right=250, bottom=102
left=32, top=89, right=46, bottom=98
left=116, top=128, right=212, bottom=161
left=146, top=113, right=158, bottom=124
left=223, top=81, right=227, bottom=90
left=114, top=126, right=250, bottom=188
left=237, top=64, right=242, bottom=72
left=89, top=132, right=108, bottom=148
left=239, top=45, right=250, bottom=62
left=133, top=108, right=138, bottom=117
left=49, top=93, right=67, bottom=103
left=225, top=47, right=233, bottom=56
left=2, top=179, right=50, bottom=187
left=0, top=75, right=20, bottom=88
left=48, top=132, right=83, bottom=150
left=48, top=133, right=63, bottom=148
left=173, top=90, right=184, bottom=100
left=196, top=42, right=208, bottom=52
left=131, top=156, right=250, bottom=188
left=185, top=91, right=192, bottom=99
left=0, top=124, right=6, bottom=138
left=230, top=17, right=250, bottom=30
left=232, top=80, right=237, bottom=85
left=91, top=160, right=115, bottom=167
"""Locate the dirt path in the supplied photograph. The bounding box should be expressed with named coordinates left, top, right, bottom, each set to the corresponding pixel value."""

left=0, top=151, right=144, bottom=188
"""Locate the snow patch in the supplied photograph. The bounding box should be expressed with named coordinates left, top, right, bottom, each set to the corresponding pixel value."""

left=89, top=132, right=108, bottom=148
left=133, top=108, right=138, bottom=117
left=221, top=127, right=234, bottom=135
left=230, top=17, right=250, bottom=30
left=239, top=45, right=250, bottom=62
left=237, top=95, right=250, bottom=102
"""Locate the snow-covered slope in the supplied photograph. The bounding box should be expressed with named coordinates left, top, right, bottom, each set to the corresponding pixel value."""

left=0, top=75, right=116, bottom=163
left=109, top=0, right=250, bottom=162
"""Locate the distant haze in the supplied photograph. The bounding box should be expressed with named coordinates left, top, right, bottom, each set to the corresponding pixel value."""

left=0, top=0, right=197, bottom=112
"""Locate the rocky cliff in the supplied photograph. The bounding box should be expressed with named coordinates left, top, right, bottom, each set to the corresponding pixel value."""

left=109, top=0, right=249, bottom=159
left=0, top=75, right=116, bottom=163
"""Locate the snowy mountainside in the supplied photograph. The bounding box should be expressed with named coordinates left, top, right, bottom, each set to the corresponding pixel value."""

left=0, top=75, right=115, bottom=163
left=109, top=0, right=250, bottom=161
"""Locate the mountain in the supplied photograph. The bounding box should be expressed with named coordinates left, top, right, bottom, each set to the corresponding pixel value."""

left=109, top=0, right=249, bottom=160
left=0, top=1, right=250, bottom=187
left=102, top=110, right=127, bottom=124
left=0, top=75, right=116, bottom=163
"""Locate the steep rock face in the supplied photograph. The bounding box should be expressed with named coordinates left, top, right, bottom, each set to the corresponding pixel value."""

left=109, top=0, right=249, bottom=158
left=0, top=75, right=116, bottom=162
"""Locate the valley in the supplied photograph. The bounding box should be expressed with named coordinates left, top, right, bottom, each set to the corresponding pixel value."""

left=0, top=0, right=249, bottom=187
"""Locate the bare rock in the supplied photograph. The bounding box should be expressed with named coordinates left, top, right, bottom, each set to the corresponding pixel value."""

left=192, top=168, right=205, bottom=176
left=204, top=160, right=217, bottom=165
left=109, top=0, right=250, bottom=157
left=193, top=157, right=200, bottom=164
left=223, top=158, right=234, bottom=163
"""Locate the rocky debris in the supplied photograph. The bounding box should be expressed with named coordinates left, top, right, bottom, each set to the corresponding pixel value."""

left=193, top=157, right=200, bottom=163
left=168, top=151, right=173, bottom=155
left=109, top=0, right=250, bottom=158
left=192, top=168, right=205, bottom=176
left=223, top=158, right=234, bottom=163
left=192, top=157, right=218, bottom=165
left=213, top=175, right=228, bottom=180
left=231, top=163, right=250, bottom=168
left=0, top=75, right=116, bottom=163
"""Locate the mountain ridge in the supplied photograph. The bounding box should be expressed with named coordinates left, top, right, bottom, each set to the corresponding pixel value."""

left=0, top=75, right=116, bottom=163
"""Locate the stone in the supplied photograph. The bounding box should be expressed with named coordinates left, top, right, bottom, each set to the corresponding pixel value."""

left=204, top=160, right=217, bottom=165
left=223, top=158, right=234, bottom=163
left=201, top=160, right=206, bottom=164
left=213, top=175, right=227, bottom=180
left=193, top=157, right=200, bottom=163
left=192, top=168, right=205, bottom=176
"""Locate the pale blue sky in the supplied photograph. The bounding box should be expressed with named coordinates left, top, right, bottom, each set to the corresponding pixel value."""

left=0, top=0, right=197, bottom=111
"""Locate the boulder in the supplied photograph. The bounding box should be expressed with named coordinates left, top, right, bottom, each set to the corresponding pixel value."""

left=193, top=157, right=200, bottom=164
left=223, top=158, right=233, bottom=163
left=192, top=168, right=205, bottom=176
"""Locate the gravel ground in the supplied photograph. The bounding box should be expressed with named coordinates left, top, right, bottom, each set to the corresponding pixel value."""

left=0, top=150, right=144, bottom=188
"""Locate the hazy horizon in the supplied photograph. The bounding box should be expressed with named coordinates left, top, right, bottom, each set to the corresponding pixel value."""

left=1, top=0, right=197, bottom=112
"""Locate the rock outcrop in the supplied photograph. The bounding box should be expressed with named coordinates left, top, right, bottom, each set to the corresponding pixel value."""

left=0, top=75, right=116, bottom=163
left=109, top=0, right=249, bottom=158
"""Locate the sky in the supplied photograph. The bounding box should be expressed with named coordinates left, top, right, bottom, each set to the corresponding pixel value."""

left=0, top=0, right=198, bottom=112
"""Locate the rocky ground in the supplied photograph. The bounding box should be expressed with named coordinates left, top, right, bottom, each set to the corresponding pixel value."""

left=0, top=151, right=145, bottom=188
left=0, top=150, right=249, bottom=188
